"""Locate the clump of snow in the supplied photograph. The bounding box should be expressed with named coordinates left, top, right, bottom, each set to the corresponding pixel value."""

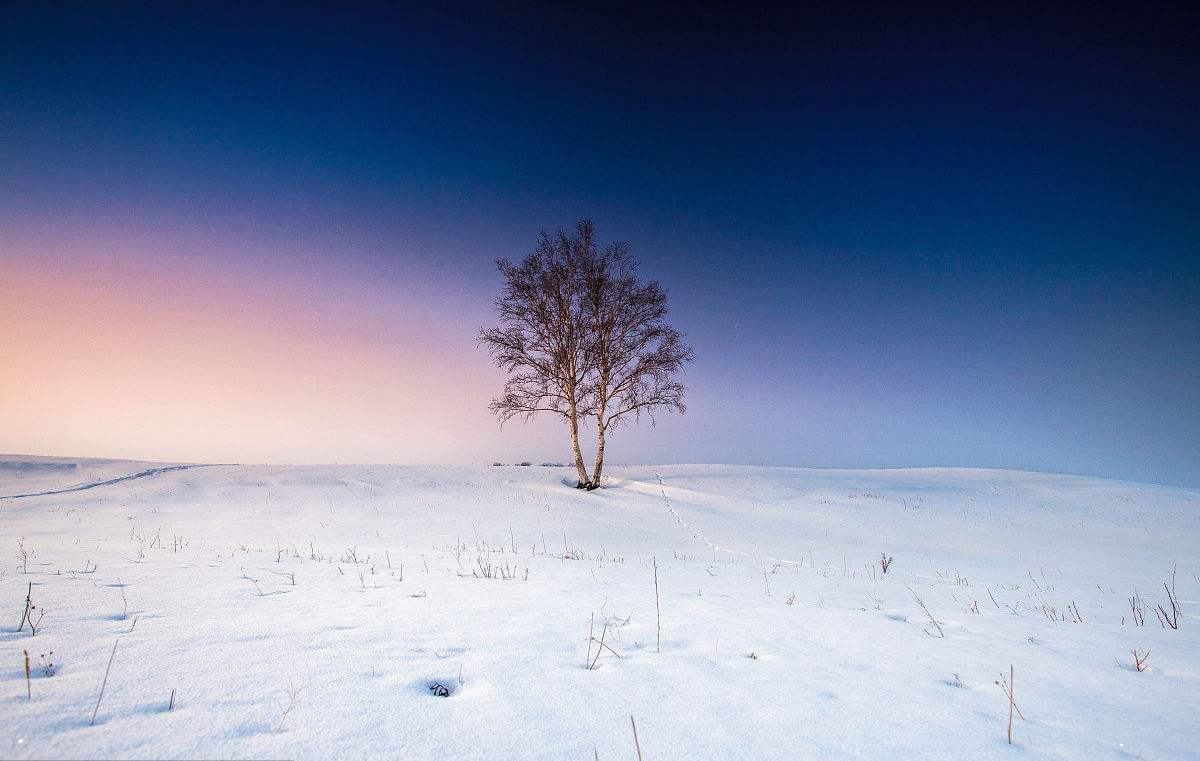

left=1, top=460, right=1197, bottom=759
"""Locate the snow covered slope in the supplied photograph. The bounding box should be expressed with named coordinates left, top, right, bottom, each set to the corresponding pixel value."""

left=1, top=460, right=1196, bottom=760
left=0, top=456, right=191, bottom=499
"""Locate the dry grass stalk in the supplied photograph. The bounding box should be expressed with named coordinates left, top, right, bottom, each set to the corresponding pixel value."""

left=91, top=640, right=119, bottom=725
left=16, top=580, right=31, bottom=632
left=631, top=715, right=643, bottom=761
left=994, top=664, right=1025, bottom=744
left=1128, top=592, right=1146, bottom=626
left=653, top=556, right=661, bottom=654
left=589, top=621, right=610, bottom=670
left=904, top=583, right=944, bottom=638
left=273, top=682, right=303, bottom=733
left=1155, top=565, right=1180, bottom=629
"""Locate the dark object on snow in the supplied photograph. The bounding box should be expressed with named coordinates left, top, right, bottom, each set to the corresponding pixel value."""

left=429, top=682, right=450, bottom=697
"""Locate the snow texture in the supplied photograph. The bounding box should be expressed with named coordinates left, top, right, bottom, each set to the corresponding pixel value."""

left=1, top=458, right=1197, bottom=759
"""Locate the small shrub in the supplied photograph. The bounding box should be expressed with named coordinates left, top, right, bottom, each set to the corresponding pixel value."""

left=1155, top=565, right=1180, bottom=630
left=18, top=538, right=33, bottom=574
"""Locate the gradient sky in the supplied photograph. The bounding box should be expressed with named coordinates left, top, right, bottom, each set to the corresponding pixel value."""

left=2, top=3, right=1198, bottom=485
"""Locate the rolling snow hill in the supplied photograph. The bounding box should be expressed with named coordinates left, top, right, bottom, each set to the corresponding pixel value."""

left=2, top=459, right=1197, bottom=759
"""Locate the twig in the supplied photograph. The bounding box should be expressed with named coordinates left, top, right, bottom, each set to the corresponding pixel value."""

left=273, top=682, right=303, bottom=733
left=23, top=650, right=31, bottom=700
left=995, top=663, right=1026, bottom=746
left=631, top=715, right=643, bottom=761
left=586, top=613, right=594, bottom=668
left=1154, top=565, right=1180, bottom=629
left=91, top=640, right=119, bottom=725
left=1006, top=665, right=1013, bottom=744
left=169, top=687, right=176, bottom=711
left=904, top=583, right=944, bottom=637
left=653, top=557, right=661, bottom=654
left=16, top=581, right=31, bottom=632
left=589, top=621, right=610, bottom=669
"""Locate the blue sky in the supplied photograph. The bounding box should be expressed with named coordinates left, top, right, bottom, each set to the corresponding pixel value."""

left=2, top=3, right=1197, bottom=485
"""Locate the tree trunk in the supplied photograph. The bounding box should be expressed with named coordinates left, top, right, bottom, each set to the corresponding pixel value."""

left=590, top=416, right=606, bottom=488
left=567, top=400, right=590, bottom=488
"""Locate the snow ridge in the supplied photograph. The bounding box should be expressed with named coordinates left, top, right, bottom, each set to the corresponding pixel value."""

left=0, top=464, right=202, bottom=499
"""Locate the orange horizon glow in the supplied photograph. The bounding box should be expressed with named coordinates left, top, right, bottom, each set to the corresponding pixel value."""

left=1, top=226, right=570, bottom=465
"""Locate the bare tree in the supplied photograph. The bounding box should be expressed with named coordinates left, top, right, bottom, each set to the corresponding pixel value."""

left=582, top=228, right=693, bottom=486
left=480, top=223, right=596, bottom=487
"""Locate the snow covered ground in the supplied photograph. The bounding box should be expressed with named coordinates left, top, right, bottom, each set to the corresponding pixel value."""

left=1, top=458, right=1197, bottom=760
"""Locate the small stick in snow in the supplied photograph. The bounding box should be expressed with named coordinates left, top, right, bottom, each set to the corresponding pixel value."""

left=127, top=615, right=140, bottom=633
left=16, top=580, right=33, bottom=632
left=593, top=636, right=623, bottom=660
left=169, top=687, right=176, bottom=711
left=23, top=650, right=31, bottom=700
left=587, top=613, right=595, bottom=668
left=91, top=640, right=119, bottom=725
left=1006, top=665, right=1013, bottom=743
left=273, top=682, right=303, bottom=733
left=589, top=620, right=610, bottom=670
left=630, top=715, right=643, bottom=761
left=904, top=583, right=944, bottom=638
left=1154, top=565, right=1180, bottom=629
left=995, top=664, right=1025, bottom=745
left=1006, top=665, right=1014, bottom=743
left=653, top=557, right=661, bottom=654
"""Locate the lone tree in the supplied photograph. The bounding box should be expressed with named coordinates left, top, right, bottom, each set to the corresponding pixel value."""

left=481, top=220, right=693, bottom=490
left=480, top=223, right=595, bottom=487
